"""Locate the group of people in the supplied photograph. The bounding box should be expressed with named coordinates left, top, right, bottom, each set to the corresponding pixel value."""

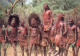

left=0, top=3, right=80, bottom=56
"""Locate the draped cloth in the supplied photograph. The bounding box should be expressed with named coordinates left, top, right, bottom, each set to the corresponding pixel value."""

left=76, top=39, right=80, bottom=46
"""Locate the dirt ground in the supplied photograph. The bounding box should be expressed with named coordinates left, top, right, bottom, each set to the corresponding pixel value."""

left=1, top=46, right=80, bottom=56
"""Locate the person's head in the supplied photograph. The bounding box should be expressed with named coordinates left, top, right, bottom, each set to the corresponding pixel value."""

left=58, top=14, right=65, bottom=22
left=20, top=20, right=25, bottom=26
left=43, top=3, right=50, bottom=11
left=69, top=18, right=74, bottom=26
left=11, top=18, right=16, bottom=26
left=61, top=17, right=64, bottom=21
left=28, top=13, right=41, bottom=27
left=8, top=14, right=19, bottom=27
left=77, top=20, right=80, bottom=28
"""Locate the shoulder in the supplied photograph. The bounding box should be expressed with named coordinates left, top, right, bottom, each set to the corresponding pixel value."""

left=48, top=10, right=52, bottom=13
left=49, top=10, right=52, bottom=12
left=43, top=10, right=45, bottom=13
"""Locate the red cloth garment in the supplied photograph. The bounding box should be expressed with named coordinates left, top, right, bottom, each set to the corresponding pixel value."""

left=76, top=39, right=80, bottom=46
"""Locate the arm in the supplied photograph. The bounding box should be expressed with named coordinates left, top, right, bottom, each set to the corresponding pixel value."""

left=50, top=10, right=53, bottom=26
left=17, top=27, right=20, bottom=40
left=43, top=11, right=45, bottom=26
left=63, top=23, right=67, bottom=35
left=5, top=26, right=9, bottom=41
left=28, top=27, right=31, bottom=39
left=67, top=25, right=69, bottom=40
left=75, top=26, right=77, bottom=42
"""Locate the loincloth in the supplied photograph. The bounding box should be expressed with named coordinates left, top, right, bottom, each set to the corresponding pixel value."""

left=9, top=37, right=17, bottom=44
left=18, top=35, right=27, bottom=41
left=67, top=35, right=75, bottom=44
left=19, top=40, right=27, bottom=47
left=29, top=34, right=40, bottom=45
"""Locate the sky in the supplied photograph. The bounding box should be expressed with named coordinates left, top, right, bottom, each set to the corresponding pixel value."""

left=25, top=0, right=32, bottom=5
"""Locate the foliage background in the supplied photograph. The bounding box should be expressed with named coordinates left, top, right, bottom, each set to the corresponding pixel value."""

left=0, top=0, right=80, bottom=25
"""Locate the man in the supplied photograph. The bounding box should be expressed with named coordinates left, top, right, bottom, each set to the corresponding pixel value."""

left=43, top=3, right=53, bottom=32
left=18, top=20, right=28, bottom=56
left=0, top=22, right=6, bottom=56
left=6, top=14, right=19, bottom=56
left=28, top=13, right=41, bottom=56
left=55, top=14, right=67, bottom=44
left=65, top=18, right=76, bottom=56
left=54, top=14, right=67, bottom=56
left=76, top=20, right=80, bottom=56
left=43, top=3, right=53, bottom=53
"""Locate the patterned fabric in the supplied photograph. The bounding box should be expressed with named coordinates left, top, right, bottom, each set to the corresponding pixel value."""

left=9, top=37, right=17, bottom=44
left=67, top=36, right=75, bottom=44
left=29, top=34, right=40, bottom=45
left=44, top=25, right=51, bottom=31
left=19, top=40, right=27, bottom=47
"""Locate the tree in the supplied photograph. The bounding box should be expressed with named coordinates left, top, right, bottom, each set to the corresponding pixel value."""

left=7, top=0, right=19, bottom=14
left=49, top=0, right=79, bottom=10
left=6, top=0, right=26, bottom=14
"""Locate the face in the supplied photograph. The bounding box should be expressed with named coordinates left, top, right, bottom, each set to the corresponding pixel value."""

left=69, top=19, right=72, bottom=23
left=61, top=17, right=64, bottom=21
left=11, top=18, right=16, bottom=26
left=77, top=21, right=80, bottom=28
left=69, top=19, right=74, bottom=25
left=44, top=4, right=49, bottom=10
left=31, top=18, right=37, bottom=27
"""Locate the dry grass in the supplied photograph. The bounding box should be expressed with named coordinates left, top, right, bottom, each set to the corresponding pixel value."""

left=1, top=46, right=80, bottom=56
